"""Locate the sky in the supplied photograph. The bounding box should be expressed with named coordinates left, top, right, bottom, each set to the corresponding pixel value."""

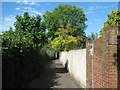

left=0, top=1, right=119, bottom=36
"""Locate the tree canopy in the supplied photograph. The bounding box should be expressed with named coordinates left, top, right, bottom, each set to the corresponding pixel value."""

left=43, top=4, right=87, bottom=51
left=104, top=10, right=120, bottom=27
left=2, top=12, right=50, bottom=88
left=2, top=5, right=88, bottom=87
left=13, top=12, right=47, bottom=48
left=43, top=4, right=87, bottom=40
left=51, top=24, right=86, bottom=51
left=99, top=10, right=120, bottom=38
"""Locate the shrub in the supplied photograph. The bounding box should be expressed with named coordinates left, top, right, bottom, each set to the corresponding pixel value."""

left=2, top=12, right=52, bottom=88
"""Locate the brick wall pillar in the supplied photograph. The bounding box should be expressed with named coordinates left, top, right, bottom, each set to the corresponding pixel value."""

left=102, top=26, right=119, bottom=88
left=86, top=26, right=120, bottom=88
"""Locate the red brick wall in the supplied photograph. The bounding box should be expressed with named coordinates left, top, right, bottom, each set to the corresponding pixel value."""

left=93, top=38, right=104, bottom=88
left=103, top=26, right=119, bottom=88
left=86, top=26, right=120, bottom=88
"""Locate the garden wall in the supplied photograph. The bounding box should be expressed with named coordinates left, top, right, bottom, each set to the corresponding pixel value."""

left=59, top=26, right=120, bottom=88
left=59, top=49, right=86, bottom=88
left=86, top=26, right=120, bottom=88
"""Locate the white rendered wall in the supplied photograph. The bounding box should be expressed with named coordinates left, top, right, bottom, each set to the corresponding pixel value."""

left=59, top=49, right=86, bottom=88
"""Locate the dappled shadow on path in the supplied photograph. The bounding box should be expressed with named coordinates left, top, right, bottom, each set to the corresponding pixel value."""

left=28, top=60, right=68, bottom=88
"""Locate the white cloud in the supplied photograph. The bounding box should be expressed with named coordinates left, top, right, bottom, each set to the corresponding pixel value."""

left=16, top=0, right=38, bottom=6
left=29, top=2, right=36, bottom=5
left=31, top=11, right=42, bottom=15
left=23, top=0, right=29, bottom=4
left=15, top=8, right=20, bottom=10
left=86, top=4, right=112, bottom=15
left=23, top=7, right=43, bottom=16
left=24, top=7, right=34, bottom=10
left=2, top=15, right=15, bottom=32
left=16, top=0, right=29, bottom=4
left=1, top=7, right=42, bottom=32
left=95, top=6, right=107, bottom=9
left=88, top=3, right=115, bottom=12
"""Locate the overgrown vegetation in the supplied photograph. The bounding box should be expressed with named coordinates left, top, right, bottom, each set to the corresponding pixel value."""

left=99, top=10, right=120, bottom=38
left=2, top=4, right=88, bottom=88
left=2, top=12, right=53, bottom=88
left=43, top=5, right=87, bottom=51
left=51, top=24, right=86, bottom=51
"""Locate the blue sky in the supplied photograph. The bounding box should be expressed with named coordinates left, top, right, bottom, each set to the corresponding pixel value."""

left=1, top=1, right=119, bottom=36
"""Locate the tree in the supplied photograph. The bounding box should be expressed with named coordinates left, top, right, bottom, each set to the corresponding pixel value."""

left=104, top=10, right=120, bottom=27
left=43, top=4, right=87, bottom=40
left=2, top=12, right=50, bottom=88
left=87, top=32, right=98, bottom=40
left=14, top=12, right=47, bottom=47
left=51, top=24, right=86, bottom=51
left=99, top=10, right=120, bottom=38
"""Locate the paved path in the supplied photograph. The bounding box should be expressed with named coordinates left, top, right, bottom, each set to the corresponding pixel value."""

left=28, top=59, right=82, bottom=88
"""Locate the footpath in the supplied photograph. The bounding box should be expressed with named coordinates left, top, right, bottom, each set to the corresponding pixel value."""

left=28, top=59, right=81, bottom=88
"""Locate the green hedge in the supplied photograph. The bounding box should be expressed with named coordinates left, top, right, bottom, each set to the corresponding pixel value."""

left=2, top=12, right=55, bottom=88
left=2, top=32, right=54, bottom=88
left=2, top=38, right=51, bottom=88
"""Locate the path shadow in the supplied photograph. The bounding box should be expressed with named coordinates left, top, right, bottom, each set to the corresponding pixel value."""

left=28, top=60, right=68, bottom=88
left=55, top=67, right=68, bottom=73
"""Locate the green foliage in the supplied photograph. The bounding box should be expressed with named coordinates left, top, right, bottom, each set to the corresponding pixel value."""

left=2, top=12, right=52, bottom=88
left=51, top=36, right=79, bottom=51
left=99, top=10, right=120, bottom=38
left=51, top=24, right=86, bottom=51
left=43, top=4, right=87, bottom=40
left=99, top=29, right=103, bottom=38
left=104, top=10, right=120, bottom=27
left=43, top=5, right=87, bottom=51
left=14, top=12, right=47, bottom=47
